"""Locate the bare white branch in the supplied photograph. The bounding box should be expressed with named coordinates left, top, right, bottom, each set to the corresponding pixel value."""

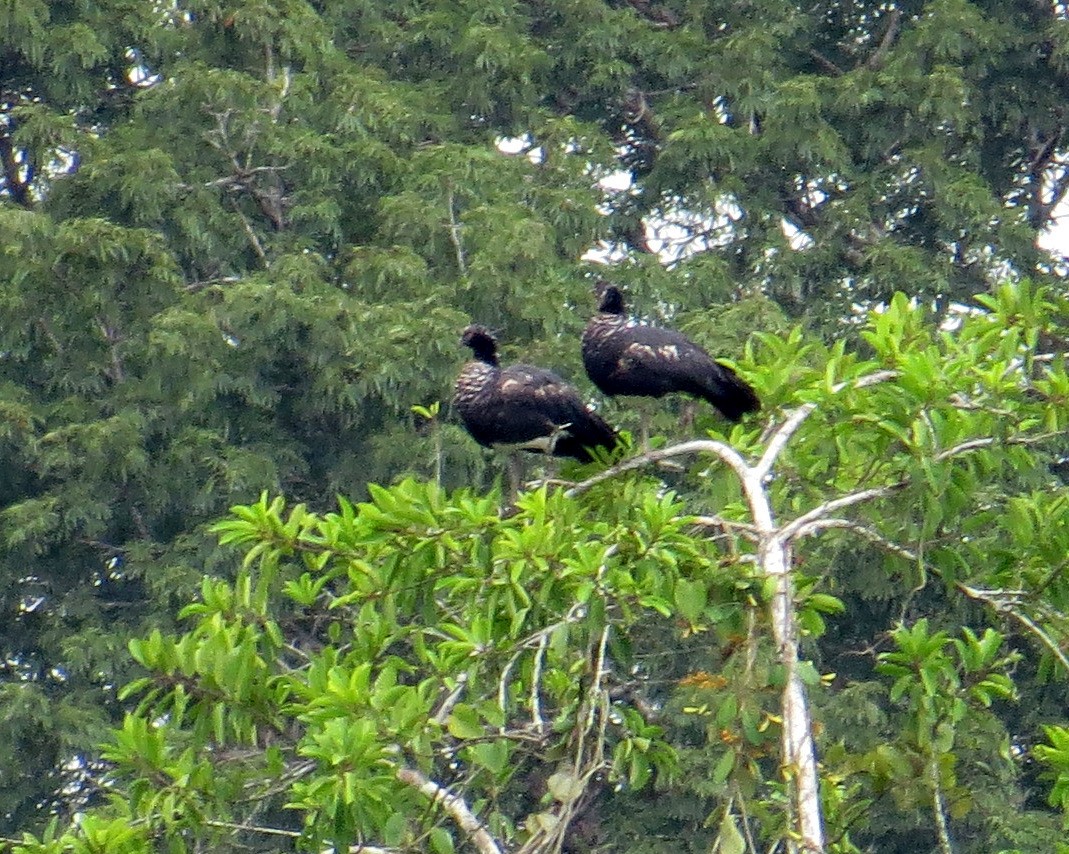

left=203, top=818, right=394, bottom=854
left=565, top=439, right=749, bottom=498
left=206, top=818, right=301, bottom=839
left=498, top=603, right=585, bottom=728
left=530, top=632, right=548, bottom=734
left=518, top=622, right=613, bottom=854
left=447, top=188, right=467, bottom=276
left=754, top=402, right=815, bottom=481
left=790, top=517, right=918, bottom=561
left=779, top=483, right=906, bottom=542
left=396, top=767, right=503, bottom=854
left=947, top=392, right=1013, bottom=416
left=588, top=625, right=610, bottom=733
left=934, top=432, right=1061, bottom=462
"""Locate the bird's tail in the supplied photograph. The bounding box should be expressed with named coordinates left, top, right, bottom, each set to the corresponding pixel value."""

left=699, top=365, right=761, bottom=423
left=555, top=411, right=620, bottom=462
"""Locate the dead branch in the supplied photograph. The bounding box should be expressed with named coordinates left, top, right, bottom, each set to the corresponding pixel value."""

left=231, top=199, right=269, bottom=265
left=866, top=9, right=903, bottom=70
left=690, top=514, right=761, bottom=542
left=790, top=517, right=918, bottom=562
left=808, top=49, right=844, bottom=76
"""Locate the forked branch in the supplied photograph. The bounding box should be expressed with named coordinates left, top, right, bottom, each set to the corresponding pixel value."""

left=755, top=370, right=898, bottom=481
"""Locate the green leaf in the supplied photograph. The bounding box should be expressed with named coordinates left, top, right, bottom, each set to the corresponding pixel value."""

left=713, top=807, right=746, bottom=854
left=429, top=827, right=455, bottom=854
left=469, top=741, right=510, bottom=776
left=446, top=705, right=485, bottom=740
left=547, top=770, right=584, bottom=804
left=673, top=578, right=707, bottom=625
left=712, top=750, right=736, bottom=785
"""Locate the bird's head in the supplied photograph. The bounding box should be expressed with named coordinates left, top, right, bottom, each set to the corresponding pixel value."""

left=461, top=324, right=499, bottom=365
left=596, top=284, right=626, bottom=315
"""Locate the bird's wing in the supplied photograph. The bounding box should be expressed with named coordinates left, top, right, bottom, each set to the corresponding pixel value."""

left=615, top=325, right=713, bottom=379
left=498, top=364, right=590, bottom=426
left=618, top=327, right=759, bottom=419
left=500, top=364, right=617, bottom=459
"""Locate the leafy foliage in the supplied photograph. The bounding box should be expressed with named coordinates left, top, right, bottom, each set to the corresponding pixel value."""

left=5, top=0, right=1069, bottom=849
left=11, top=285, right=1069, bottom=852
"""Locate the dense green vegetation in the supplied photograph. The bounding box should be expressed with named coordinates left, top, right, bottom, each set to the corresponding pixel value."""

left=4, top=1, right=1069, bottom=851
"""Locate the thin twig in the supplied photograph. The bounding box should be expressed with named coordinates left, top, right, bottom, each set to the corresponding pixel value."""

left=754, top=403, right=815, bottom=481
left=790, top=517, right=918, bottom=561
left=934, top=432, right=1061, bottom=462
left=587, top=625, right=610, bottom=733
left=808, top=49, right=844, bottom=76
left=520, top=622, right=613, bottom=854
left=530, top=632, right=548, bottom=734
left=866, top=8, right=903, bottom=70
left=433, top=672, right=468, bottom=725
left=789, top=508, right=1069, bottom=681
left=572, top=622, right=610, bottom=774
left=180, top=165, right=291, bottom=191
left=780, top=430, right=1064, bottom=542
left=497, top=603, right=586, bottom=726
left=958, top=584, right=1069, bottom=674
left=733, top=792, right=761, bottom=854
left=447, top=187, right=467, bottom=276
left=231, top=200, right=269, bottom=265
left=205, top=818, right=301, bottom=839
left=690, top=515, right=760, bottom=541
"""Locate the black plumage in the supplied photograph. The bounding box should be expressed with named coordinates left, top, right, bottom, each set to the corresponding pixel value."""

left=581, top=285, right=760, bottom=422
left=454, top=325, right=618, bottom=462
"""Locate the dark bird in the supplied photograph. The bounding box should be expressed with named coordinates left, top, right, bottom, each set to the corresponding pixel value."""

left=582, top=285, right=760, bottom=422
left=454, top=325, right=619, bottom=464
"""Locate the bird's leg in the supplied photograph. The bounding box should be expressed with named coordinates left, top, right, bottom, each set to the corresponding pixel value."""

left=636, top=398, right=652, bottom=451
left=679, top=400, right=697, bottom=435
left=506, top=452, right=523, bottom=509
left=636, top=398, right=684, bottom=472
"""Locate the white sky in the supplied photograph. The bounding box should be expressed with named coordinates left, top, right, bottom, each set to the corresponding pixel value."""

left=507, top=136, right=1069, bottom=270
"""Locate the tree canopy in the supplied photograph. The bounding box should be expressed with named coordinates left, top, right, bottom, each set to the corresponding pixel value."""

left=11, top=285, right=1069, bottom=853
left=4, top=1, right=1069, bottom=852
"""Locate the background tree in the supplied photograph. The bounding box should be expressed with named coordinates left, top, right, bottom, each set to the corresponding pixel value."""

left=4, top=0, right=1069, bottom=847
